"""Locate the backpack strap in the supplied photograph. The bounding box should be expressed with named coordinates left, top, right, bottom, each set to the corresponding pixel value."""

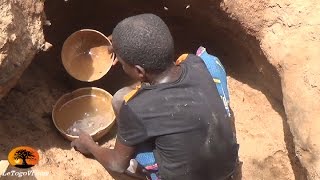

left=175, top=54, right=189, bottom=65
left=124, top=84, right=142, bottom=103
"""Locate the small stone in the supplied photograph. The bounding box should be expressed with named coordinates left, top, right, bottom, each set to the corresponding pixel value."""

left=9, top=34, right=16, bottom=42
left=44, top=20, right=51, bottom=26
left=40, top=42, right=53, bottom=51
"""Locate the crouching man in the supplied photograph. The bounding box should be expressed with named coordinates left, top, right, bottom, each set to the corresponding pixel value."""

left=71, top=13, right=239, bottom=180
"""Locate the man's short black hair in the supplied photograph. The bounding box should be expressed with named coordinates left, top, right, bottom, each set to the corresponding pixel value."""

left=112, top=14, right=174, bottom=73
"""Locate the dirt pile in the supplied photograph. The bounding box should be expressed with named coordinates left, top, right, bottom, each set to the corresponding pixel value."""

left=0, top=0, right=45, bottom=99
left=220, top=0, right=320, bottom=178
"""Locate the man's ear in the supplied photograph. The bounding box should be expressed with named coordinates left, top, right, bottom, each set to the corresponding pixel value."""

left=134, top=65, right=146, bottom=81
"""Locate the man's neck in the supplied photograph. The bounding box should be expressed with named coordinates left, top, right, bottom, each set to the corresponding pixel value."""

left=148, top=63, right=182, bottom=85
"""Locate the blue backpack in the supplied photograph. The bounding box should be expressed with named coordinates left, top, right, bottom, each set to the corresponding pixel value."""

left=196, top=46, right=231, bottom=117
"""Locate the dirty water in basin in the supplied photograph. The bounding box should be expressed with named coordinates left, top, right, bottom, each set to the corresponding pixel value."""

left=55, top=95, right=114, bottom=136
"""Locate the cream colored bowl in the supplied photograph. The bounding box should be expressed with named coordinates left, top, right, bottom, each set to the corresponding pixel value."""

left=61, top=29, right=113, bottom=82
left=52, top=87, right=115, bottom=141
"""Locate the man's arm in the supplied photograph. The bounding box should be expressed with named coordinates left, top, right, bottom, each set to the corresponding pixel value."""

left=71, top=132, right=134, bottom=173
left=89, top=138, right=135, bottom=173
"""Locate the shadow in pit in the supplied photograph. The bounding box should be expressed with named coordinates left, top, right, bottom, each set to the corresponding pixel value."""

left=279, top=106, right=309, bottom=180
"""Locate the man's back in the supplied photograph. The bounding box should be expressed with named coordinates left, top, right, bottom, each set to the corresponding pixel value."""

left=118, top=54, right=238, bottom=179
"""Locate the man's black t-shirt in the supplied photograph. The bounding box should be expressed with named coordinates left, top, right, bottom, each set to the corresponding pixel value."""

left=117, top=54, right=238, bottom=180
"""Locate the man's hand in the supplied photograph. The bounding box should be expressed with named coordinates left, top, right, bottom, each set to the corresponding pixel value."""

left=107, top=35, right=119, bottom=66
left=71, top=130, right=96, bottom=155
left=72, top=131, right=139, bottom=177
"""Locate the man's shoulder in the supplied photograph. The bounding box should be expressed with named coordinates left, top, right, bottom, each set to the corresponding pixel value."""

left=177, top=53, right=203, bottom=65
left=185, top=54, right=205, bottom=64
left=126, top=88, right=162, bottom=110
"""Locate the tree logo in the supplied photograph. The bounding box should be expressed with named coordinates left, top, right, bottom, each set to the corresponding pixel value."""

left=8, top=146, right=39, bottom=169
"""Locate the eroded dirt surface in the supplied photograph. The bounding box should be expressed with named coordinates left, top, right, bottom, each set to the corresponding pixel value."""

left=0, top=0, right=44, bottom=98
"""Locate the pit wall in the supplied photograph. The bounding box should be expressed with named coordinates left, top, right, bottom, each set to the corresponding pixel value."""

left=161, top=0, right=320, bottom=177
left=0, top=0, right=45, bottom=99
left=218, top=0, right=320, bottom=179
